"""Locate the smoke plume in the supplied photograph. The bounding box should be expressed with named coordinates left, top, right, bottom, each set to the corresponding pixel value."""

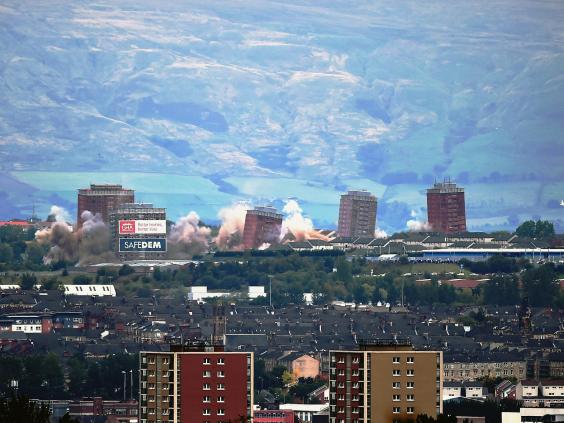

left=48, top=205, right=70, bottom=223
left=35, top=220, right=77, bottom=263
left=214, top=203, right=250, bottom=250
left=36, top=208, right=115, bottom=265
left=78, top=211, right=114, bottom=265
left=406, top=209, right=431, bottom=232
left=167, top=211, right=211, bottom=258
left=280, top=199, right=330, bottom=242
left=374, top=228, right=388, bottom=239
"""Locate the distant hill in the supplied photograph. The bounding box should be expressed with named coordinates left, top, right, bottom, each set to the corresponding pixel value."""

left=0, top=0, right=562, bottom=232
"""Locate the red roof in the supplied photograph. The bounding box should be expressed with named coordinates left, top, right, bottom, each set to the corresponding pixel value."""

left=541, top=379, right=564, bottom=386
left=520, top=380, right=540, bottom=386
left=0, top=221, right=32, bottom=227
left=442, top=279, right=486, bottom=289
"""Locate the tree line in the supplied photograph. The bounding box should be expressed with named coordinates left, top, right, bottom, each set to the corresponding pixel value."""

left=0, top=353, right=137, bottom=401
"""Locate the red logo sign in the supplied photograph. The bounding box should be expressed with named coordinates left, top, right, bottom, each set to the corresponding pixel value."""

left=119, top=220, right=136, bottom=234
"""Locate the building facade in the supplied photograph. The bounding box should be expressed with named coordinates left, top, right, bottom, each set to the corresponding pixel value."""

left=329, top=340, right=442, bottom=423
left=443, top=358, right=526, bottom=382
left=110, top=203, right=167, bottom=261
left=292, top=354, right=321, bottom=380
left=77, top=184, right=134, bottom=227
left=426, top=182, right=466, bottom=233
left=337, top=191, right=377, bottom=238
left=242, top=207, right=283, bottom=250
left=254, top=409, right=295, bottom=423
left=139, top=344, right=253, bottom=423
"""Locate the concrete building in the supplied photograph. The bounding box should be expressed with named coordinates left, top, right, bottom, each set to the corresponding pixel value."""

left=110, top=203, right=167, bottom=261
left=242, top=206, right=283, bottom=250
left=337, top=191, right=377, bottom=238
left=329, top=339, right=442, bottom=423
left=77, top=184, right=134, bottom=227
left=139, top=343, right=253, bottom=423
left=426, top=181, right=466, bottom=233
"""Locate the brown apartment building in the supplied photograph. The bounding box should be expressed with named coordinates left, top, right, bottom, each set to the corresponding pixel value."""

left=329, top=339, right=443, bottom=423
left=337, top=190, right=377, bottom=238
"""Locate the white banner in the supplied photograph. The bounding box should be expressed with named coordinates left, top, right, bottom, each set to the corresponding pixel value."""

left=119, top=220, right=167, bottom=235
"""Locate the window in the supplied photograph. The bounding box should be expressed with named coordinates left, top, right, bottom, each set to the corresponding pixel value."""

left=218, top=409, right=225, bottom=416
left=407, top=356, right=414, bottom=363
left=393, top=395, right=400, bottom=402
left=352, top=407, right=359, bottom=414
left=352, top=357, right=359, bottom=363
left=393, top=407, right=401, bottom=414
left=393, top=382, right=401, bottom=389
left=338, top=369, right=345, bottom=376
left=217, top=396, right=225, bottom=403
left=217, top=358, right=224, bottom=365
left=218, top=383, right=225, bottom=390
left=203, top=383, right=211, bottom=390
left=203, top=358, right=211, bottom=365
left=393, top=357, right=400, bottom=364
left=203, top=396, right=211, bottom=403
left=393, top=369, right=401, bottom=376
left=407, top=394, right=414, bottom=401
left=407, top=381, right=414, bottom=389
left=407, top=369, right=414, bottom=376
left=338, top=357, right=345, bottom=363
left=338, top=382, right=345, bottom=388
left=203, top=371, right=211, bottom=377
left=407, top=407, right=414, bottom=414
left=338, top=394, right=345, bottom=401
left=217, top=371, right=225, bottom=378
left=203, top=409, right=211, bottom=416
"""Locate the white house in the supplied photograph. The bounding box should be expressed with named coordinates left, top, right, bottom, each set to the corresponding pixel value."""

left=443, top=381, right=487, bottom=400
left=516, top=380, right=540, bottom=399
left=63, top=285, right=116, bottom=297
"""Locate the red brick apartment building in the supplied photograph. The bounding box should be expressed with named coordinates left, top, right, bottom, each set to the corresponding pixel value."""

left=77, top=184, right=134, bottom=226
left=139, top=343, right=253, bottom=423
left=426, top=181, right=466, bottom=233
left=243, top=206, right=283, bottom=249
